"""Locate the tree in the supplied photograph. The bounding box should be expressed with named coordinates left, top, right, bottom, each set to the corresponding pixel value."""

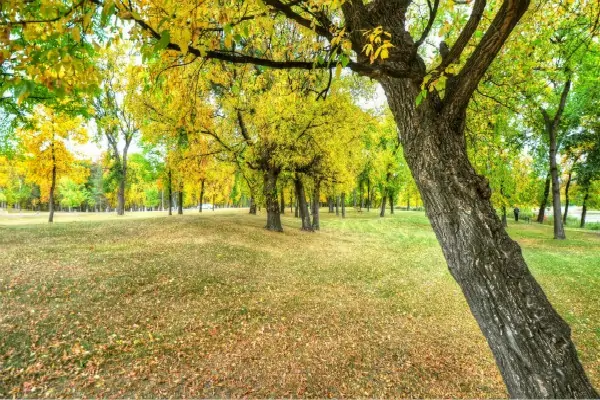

left=17, top=105, right=87, bottom=221
left=93, top=46, right=140, bottom=215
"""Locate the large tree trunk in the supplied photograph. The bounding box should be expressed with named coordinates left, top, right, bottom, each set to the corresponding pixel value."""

left=548, top=127, right=566, bottom=239
left=199, top=179, right=205, bottom=213
left=381, top=78, right=597, bottom=398
left=562, top=171, right=572, bottom=225
left=580, top=186, right=589, bottom=228
left=312, top=178, right=321, bottom=231
left=341, top=192, right=346, bottom=218
left=263, top=168, right=283, bottom=232
left=294, top=175, right=312, bottom=231
left=537, top=175, right=550, bottom=223
left=48, top=142, right=57, bottom=223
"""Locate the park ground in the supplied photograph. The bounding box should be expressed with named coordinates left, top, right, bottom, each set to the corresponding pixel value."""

left=0, top=209, right=599, bottom=397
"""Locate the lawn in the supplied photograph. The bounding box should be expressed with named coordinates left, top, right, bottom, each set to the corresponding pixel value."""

left=1, top=209, right=598, bottom=397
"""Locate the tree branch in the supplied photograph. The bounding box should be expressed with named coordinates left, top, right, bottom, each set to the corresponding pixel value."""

left=443, top=0, right=530, bottom=116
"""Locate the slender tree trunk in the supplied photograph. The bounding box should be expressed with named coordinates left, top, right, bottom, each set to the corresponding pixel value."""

left=389, top=193, right=394, bottom=214
left=548, top=127, right=566, bottom=239
left=352, top=189, right=357, bottom=208
left=294, top=175, right=312, bottom=231
left=580, top=187, right=589, bottom=228
left=263, top=168, right=283, bottom=232
left=366, top=179, right=371, bottom=212
left=537, top=175, right=550, bottom=223
left=335, top=195, right=340, bottom=216
left=117, top=162, right=127, bottom=216
left=290, top=187, right=294, bottom=213
left=178, top=189, right=183, bottom=215
left=294, top=198, right=299, bottom=218
left=168, top=169, right=173, bottom=216
left=199, top=179, right=205, bottom=213
left=312, top=178, right=321, bottom=231
left=249, top=194, right=257, bottom=214
left=48, top=141, right=57, bottom=223
left=280, top=187, right=285, bottom=214
left=380, top=190, right=387, bottom=217
left=341, top=192, right=346, bottom=218
left=562, top=171, right=572, bottom=225
left=381, top=78, right=597, bottom=398
left=502, top=205, right=507, bottom=227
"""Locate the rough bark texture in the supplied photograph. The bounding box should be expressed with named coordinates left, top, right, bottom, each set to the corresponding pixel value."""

left=294, top=176, right=312, bottom=231
left=381, top=76, right=597, bottom=398
left=537, top=175, right=551, bottom=223
left=199, top=179, right=205, bottom=213
left=311, top=178, right=321, bottom=231
left=562, top=171, right=572, bottom=225
left=263, top=168, right=283, bottom=232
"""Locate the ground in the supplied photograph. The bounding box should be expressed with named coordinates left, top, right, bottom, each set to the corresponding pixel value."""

left=1, top=209, right=598, bottom=398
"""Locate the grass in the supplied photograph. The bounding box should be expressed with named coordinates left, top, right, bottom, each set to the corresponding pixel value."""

left=1, top=209, right=598, bottom=398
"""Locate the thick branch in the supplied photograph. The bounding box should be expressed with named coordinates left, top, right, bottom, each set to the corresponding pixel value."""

left=415, top=0, right=440, bottom=48
left=436, top=0, right=486, bottom=70
left=263, top=0, right=333, bottom=40
left=444, top=0, right=530, bottom=116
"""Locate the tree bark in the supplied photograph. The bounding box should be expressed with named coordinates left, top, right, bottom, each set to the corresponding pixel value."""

left=537, top=175, right=550, bottom=223
left=341, top=192, right=346, bottom=218
left=199, top=179, right=205, bottom=213
left=580, top=187, right=589, bottom=228
left=263, top=168, right=283, bottom=232
left=335, top=195, right=340, bottom=216
left=380, top=75, right=597, bottom=398
left=294, top=175, right=313, bottom=231
left=178, top=189, right=183, bottom=215
left=502, top=205, right=507, bottom=227
left=389, top=193, right=394, bottom=214
left=280, top=187, right=285, bottom=214
left=48, top=141, right=57, bottom=223
left=312, top=178, right=321, bottom=231
left=548, top=127, right=566, bottom=239
left=380, top=189, right=387, bottom=217
left=542, top=80, right=570, bottom=239
left=562, top=171, right=572, bottom=225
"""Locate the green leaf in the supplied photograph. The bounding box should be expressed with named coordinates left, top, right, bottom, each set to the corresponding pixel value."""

left=154, top=30, right=171, bottom=52
left=415, top=89, right=427, bottom=106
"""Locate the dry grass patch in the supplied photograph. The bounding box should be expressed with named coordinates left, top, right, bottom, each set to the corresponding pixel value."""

left=1, top=210, right=598, bottom=397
